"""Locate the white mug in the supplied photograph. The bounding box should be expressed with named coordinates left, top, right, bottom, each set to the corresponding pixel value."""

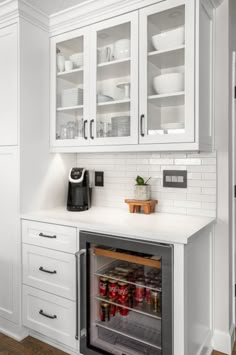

left=113, top=39, right=130, bottom=60
left=65, top=60, right=73, bottom=71
left=57, top=55, right=65, bottom=72
left=97, top=46, right=111, bottom=63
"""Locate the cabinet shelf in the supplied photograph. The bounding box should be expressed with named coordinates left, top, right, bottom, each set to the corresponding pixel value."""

left=95, top=295, right=161, bottom=320
left=148, top=46, right=185, bottom=69
left=97, top=99, right=130, bottom=114
left=148, top=92, right=185, bottom=107
left=95, top=314, right=162, bottom=350
left=97, top=58, right=131, bottom=80
left=57, top=105, right=83, bottom=112
left=57, top=68, right=83, bottom=84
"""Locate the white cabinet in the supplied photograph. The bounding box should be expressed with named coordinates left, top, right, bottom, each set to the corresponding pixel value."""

left=0, top=24, right=18, bottom=146
left=0, top=148, right=19, bottom=323
left=22, top=220, right=78, bottom=351
left=139, top=0, right=195, bottom=144
left=89, top=12, right=139, bottom=146
left=50, top=0, right=214, bottom=152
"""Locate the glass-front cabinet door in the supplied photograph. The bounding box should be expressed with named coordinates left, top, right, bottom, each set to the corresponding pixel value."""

left=89, top=13, right=139, bottom=145
left=50, top=28, right=90, bottom=147
left=139, top=0, right=194, bottom=144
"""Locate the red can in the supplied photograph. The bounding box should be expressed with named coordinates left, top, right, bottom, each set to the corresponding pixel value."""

left=99, top=277, right=108, bottom=297
left=109, top=300, right=116, bottom=317
left=118, top=281, right=129, bottom=304
left=108, top=280, right=118, bottom=300
left=135, top=281, right=145, bottom=303
left=119, top=303, right=129, bottom=316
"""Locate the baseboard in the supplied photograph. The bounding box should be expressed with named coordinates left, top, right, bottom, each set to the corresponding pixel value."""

left=197, top=330, right=213, bottom=355
left=0, top=317, right=29, bottom=341
left=212, top=324, right=235, bottom=354
left=29, top=330, right=79, bottom=355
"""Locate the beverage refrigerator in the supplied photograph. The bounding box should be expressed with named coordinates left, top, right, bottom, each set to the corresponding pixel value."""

left=77, top=231, right=173, bottom=355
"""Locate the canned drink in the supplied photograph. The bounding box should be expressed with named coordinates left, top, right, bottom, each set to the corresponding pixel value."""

left=118, top=281, right=129, bottom=304
left=151, top=290, right=161, bottom=313
left=119, top=303, right=129, bottom=316
left=100, top=302, right=110, bottom=321
left=145, top=282, right=155, bottom=304
left=109, top=300, right=116, bottom=317
left=108, top=280, right=118, bottom=300
left=135, top=281, right=145, bottom=303
left=99, top=277, right=108, bottom=297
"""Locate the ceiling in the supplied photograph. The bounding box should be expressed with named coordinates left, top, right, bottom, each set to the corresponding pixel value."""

left=0, top=0, right=89, bottom=15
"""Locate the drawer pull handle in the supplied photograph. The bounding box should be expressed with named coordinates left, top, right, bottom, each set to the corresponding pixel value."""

left=39, top=309, right=57, bottom=319
left=39, top=266, right=57, bottom=274
left=39, top=232, right=57, bottom=239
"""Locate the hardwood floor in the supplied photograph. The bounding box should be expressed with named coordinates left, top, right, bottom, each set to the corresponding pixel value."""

left=0, top=332, right=236, bottom=355
left=0, top=333, right=68, bottom=354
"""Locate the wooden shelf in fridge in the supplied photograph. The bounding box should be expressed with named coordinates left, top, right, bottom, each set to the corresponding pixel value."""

left=93, top=248, right=161, bottom=268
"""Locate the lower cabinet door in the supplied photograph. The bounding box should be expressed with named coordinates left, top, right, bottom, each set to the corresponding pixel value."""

left=23, top=285, right=77, bottom=349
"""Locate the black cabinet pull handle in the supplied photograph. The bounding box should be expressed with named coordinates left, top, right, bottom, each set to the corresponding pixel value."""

left=39, top=309, right=57, bottom=319
left=140, top=114, right=145, bottom=137
left=90, top=119, right=94, bottom=139
left=83, top=120, right=88, bottom=140
left=39, top=266, right=57, bottom=274
left=39, top=233, right=57, bottom=239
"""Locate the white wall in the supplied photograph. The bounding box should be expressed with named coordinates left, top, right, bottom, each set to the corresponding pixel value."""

left=212, top=1, right=233, bottom=353
left=77, top=151, right=216, bottom=217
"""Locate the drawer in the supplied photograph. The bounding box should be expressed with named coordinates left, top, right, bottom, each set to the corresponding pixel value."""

left=23, top=285, right=77, bottom=349
left=22, top=220, right=77, bottom=253
left=23, top=244, right=76, bottom=300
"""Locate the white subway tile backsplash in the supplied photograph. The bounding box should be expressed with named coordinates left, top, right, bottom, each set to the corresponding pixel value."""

left=77, top=151, right=217, bottom=218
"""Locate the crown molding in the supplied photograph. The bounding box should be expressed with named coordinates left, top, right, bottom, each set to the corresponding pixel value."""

left=49, top=0, right=159, bottom=36
left=0, top=0, right=49, bottom=31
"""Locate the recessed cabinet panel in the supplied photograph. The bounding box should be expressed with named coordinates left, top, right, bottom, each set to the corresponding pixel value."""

left=139, top=0, right=195, bottom=144
left=0, top=24, right=18, bottom=146
left=89, top=13, right=139, bottom=145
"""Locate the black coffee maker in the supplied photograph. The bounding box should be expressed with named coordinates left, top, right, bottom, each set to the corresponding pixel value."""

left=67, top=168, right=91, bottom=211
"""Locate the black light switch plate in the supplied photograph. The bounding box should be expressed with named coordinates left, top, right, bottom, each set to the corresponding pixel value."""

left=163, top=170, right=187, bottom=188
left=95, top=171, right=104, bottom=187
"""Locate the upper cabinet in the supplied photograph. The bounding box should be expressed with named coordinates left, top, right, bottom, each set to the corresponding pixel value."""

left=0, top=24, right=18, bottom=146
left=50, top=0, right=214, bottom=152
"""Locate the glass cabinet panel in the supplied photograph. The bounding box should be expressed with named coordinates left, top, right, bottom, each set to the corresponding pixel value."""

left=51, top=29, right=89, bottom=146
left=90, top=13, right=138, bottom=145
left=139, top=1, right=194, bottom=144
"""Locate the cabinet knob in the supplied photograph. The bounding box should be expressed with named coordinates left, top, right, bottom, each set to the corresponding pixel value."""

left=39, top=266, right=57, bottom=274
left=39, top=309, right=57, bottom=319
left=39, top=232, right=57, bottom=239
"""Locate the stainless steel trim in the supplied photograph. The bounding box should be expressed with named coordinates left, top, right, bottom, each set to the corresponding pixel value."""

left=75, top=249, right=86, bottom=340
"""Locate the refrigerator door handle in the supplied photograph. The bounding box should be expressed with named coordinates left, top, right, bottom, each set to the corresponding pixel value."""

left=75, top=249, right=86, bottom=340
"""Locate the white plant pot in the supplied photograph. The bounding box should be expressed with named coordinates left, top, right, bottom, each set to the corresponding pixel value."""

left=134, top=185, right=151, bottom=201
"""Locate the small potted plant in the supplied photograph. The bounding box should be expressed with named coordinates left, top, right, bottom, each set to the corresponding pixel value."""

left=134, top=175, right=151, bottom=201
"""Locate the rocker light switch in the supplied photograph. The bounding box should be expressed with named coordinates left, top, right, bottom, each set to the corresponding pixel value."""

left=163, top=170, right=187, bottom=188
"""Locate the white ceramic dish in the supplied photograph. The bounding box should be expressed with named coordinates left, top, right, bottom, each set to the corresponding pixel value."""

left=152, top=26, right=185, bottom=51
left=153, top=73, right=184, bottom=94
left=69, top=53, right=83, bottom=68
left=97, top=94, right=114, bottom=103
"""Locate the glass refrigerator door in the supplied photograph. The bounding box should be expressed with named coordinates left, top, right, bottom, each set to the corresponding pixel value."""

left=80, top=232, right=172, bottom=355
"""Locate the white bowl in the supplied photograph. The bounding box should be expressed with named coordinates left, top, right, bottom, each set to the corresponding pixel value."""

left=153, top=73, right=184, bottom=94
left=152, top=26, right=185, bottom=51
left=97, top=94, right=114, bottom=103
left=69, top=53, right=83, bottom=67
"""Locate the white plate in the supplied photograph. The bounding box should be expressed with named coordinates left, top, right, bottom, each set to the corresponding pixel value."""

left=97, top=94, right=114, bottom=103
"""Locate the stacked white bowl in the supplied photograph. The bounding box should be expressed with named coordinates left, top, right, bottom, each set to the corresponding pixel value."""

left=151, top=26, right=185, bottom=51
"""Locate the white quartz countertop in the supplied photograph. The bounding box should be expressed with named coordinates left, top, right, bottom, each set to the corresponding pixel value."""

left=21, top=207, right=215, bottom=245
